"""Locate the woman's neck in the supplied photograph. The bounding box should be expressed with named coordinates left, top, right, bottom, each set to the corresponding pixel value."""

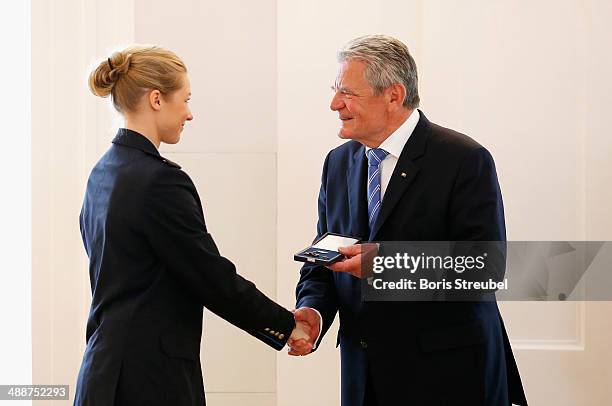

left=124, top=116, right=160, bottom=149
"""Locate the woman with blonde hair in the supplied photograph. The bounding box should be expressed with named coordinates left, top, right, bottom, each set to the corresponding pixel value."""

left=74, top=46, right=312, bottom=405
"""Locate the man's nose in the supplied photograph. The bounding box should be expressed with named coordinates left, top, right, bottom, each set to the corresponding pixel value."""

left=330, top=91, right=344, bottom=111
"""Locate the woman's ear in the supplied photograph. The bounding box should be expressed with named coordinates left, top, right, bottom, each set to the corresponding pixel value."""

left=148, top=90, right=162, bottom=111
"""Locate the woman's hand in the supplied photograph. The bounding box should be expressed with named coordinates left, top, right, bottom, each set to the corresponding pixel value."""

left=287, top=319, right=313, bottom=355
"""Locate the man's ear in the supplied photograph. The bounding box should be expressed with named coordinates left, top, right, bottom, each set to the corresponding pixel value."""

left=386, top=83, right=407, bottom=112
left=148, top=90, right=162, bottom=111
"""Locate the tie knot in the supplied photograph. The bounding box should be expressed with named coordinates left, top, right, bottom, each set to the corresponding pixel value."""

left=368, top=148, right=389, bottom=167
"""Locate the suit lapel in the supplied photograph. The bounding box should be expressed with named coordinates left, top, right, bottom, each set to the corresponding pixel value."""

left=347, top=145, right=370, bottom=239
left=369, top=112, right=431, bottom=240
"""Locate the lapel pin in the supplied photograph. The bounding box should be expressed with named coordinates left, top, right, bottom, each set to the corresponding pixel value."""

left=401, top=172, right=407, bottom=178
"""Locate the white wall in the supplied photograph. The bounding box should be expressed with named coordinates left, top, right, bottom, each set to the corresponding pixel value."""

left=31, top=1, right=134, bottom=404
left=0, top=2, right=32, bottom=405
left=30, top=1, right=612, bottom=405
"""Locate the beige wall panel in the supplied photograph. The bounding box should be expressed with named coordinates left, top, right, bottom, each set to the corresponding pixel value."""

left=135, top=0, right=278, bottom=154
left=205, top=392, right=275, bottom=406
left=500, top=302, right=582, bottom=345
left=163, top=153, right=277, bottom=298
left=584, top=0, right=612, bottom=240
left=201, top=312, right=277, bottom=393
left=164, top=152, right=278, bottom=393
left=509, top=304, right=612, bottom=406
left=420, top=0, right=585, bottom=240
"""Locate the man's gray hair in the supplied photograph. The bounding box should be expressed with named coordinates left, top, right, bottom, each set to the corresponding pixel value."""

left=338, top=34, right=419, bottom=109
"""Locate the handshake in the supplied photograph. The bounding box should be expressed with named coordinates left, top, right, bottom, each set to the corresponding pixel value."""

left=284, top=243, right=377, bottom=355
left=286, top=307, right=321, bottom=356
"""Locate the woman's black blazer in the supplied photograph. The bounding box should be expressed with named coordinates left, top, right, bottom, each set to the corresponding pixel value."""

left=74, top=129, right=294, bottom=405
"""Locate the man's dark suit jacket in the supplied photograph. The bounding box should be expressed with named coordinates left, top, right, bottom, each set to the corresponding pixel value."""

left=74, top=129, right=294, bottom=406
left=296, top=111, right=528, bottom=406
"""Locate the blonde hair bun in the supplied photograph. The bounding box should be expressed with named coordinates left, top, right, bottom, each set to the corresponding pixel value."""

left=88, top=45, right=187, bottom=113
left=89, top=52, right=130, bottom=98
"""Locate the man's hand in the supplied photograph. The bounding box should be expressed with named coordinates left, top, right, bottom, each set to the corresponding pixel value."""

left=328, top=243, right=378, bottom=278
left=288, top=319, right=313, bottom=355
left=287, top=307, right=321, bottom=356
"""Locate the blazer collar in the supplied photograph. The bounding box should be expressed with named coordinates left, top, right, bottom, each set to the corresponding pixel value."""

left=112, top=128, right=160, bottom=157
left=347, top=143, right=369, bottom=240
left=396, top=108, right=429, bottom=161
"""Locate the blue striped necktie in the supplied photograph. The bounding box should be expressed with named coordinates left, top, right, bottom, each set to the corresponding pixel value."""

left=367, top=148, right=389, bottom=227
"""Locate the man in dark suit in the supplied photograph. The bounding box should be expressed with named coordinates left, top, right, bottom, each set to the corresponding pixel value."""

left=291, top=35, right=528, bottom=405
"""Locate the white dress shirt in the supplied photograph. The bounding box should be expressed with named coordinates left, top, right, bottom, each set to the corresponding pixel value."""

left=365, top=109, right=420, bottom=200
left=299, top=110, right=420, bottom=352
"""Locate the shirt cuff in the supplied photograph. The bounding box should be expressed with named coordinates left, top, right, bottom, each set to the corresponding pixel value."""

left=310, top=307, right=323, bottom=350
left=284, top=307, right=324, bottom=351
